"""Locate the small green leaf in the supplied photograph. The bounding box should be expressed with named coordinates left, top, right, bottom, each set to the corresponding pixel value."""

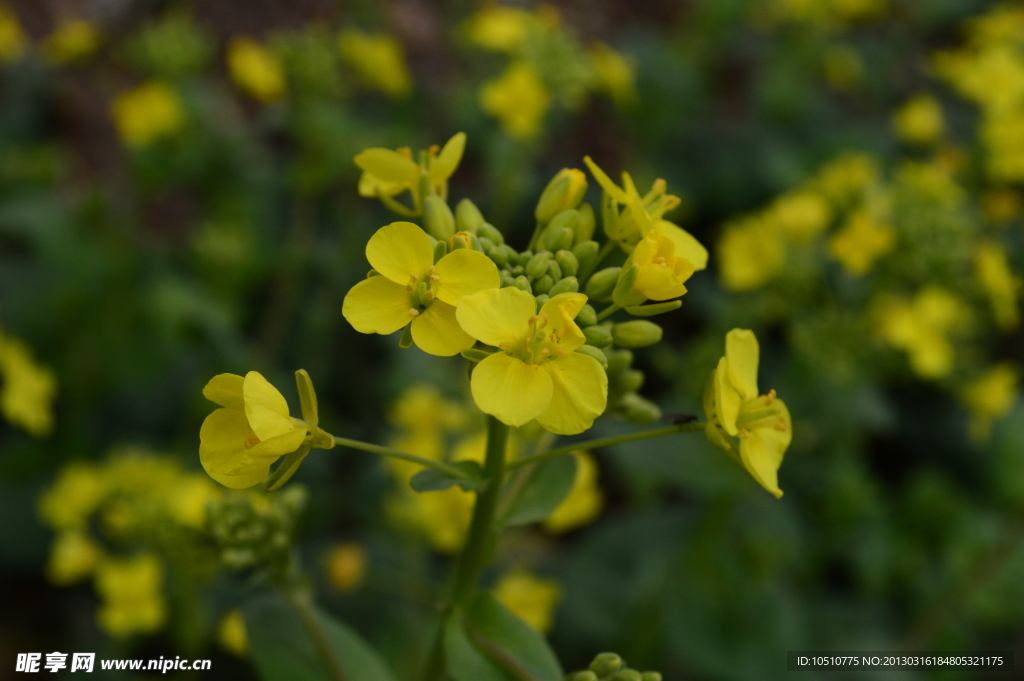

left=444, top=610, right=511, bottom=681
left=503, top=455, right=577, bottom=526
left=462, top=592, right=563, bottom=681
left=410, top=461, right=488, bottom=492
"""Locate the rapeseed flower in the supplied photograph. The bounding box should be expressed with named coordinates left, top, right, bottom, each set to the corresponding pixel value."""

left=892, top=94, right=945, bottom=145
left=961, top=363, right=1019, bottom=444
left=386, top=384, right=468, bottom=480
left=343, top=221, right=499, bottom=355
left=38, top=462, right=105, bottom=530
left=544, top=453, right=603, bottom=533
left=766, top=190, right=832, bottom=242
left=627, top=230, right=696, bottom=302
left=975, top=240, right=1020, bottom=330
left=465, top=5, right=533, bottom=51
left=493, top=569, right=562, bottom=633
left=703, top=329, right=792, bottom=498
left=717, top=217, right=785, bottom=291
left=355, top=133, right=466, bottom=209
left=227, top=37, right=286, bottom=102
left=828, top=206, right=895, bottom=276
left=457, top=289, right=606, bottom=433
left=480, top=62, right=550, bottom=139
left=110, top=81, right=185, bottom=148
left=874, top=286, right=970, bottom=378
left=589, top=42, right=637, bottom=108
left=0, top=332, right=57, bottom=437
left=338, top=29, right=412, bottom=99
left=42, top=20, right=102, bottom=63
left=218, top=609, right=249, bottom=657
left=46, top=530, right=101, bottom=585
left=0, top=4, right=26, bottom=62
left=94, top=554, right=167, bottom=638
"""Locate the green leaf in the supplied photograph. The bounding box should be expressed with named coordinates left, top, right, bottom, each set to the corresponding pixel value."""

left=461, top=592, right=563, bottom=681
left=444, top=610, right=511, bottom=681
left=410, top=461, right=487, bottom=493
left=503, top=455, right=577, bottom=526
left=245, top=591, right=398, bottom=681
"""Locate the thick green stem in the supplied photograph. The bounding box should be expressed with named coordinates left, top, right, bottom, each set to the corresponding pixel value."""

left=595, top=303, right=621, bottom=322
left=330, top=436, right=472, bottom=480
left=285, top=588, right=349, bottom=681
left=507, top=421, right=706, bottom=470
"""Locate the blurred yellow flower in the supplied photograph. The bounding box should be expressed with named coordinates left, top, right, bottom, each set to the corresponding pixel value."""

left=386, top=384, right=469, bottom=480
left=94, top=553, right=167, bottom=638
left=892, top=94, right=944, bottom=145
left=0, top=332, right=57, bottom=437
left=110, top=81, right=186, bottom=148
left=0, top=4, right=26, bottom=62
left=544, top=453, right=603, bottom=533
left=627, top=230, right=695, bottom=302
left=493, top=569, right=561, bottom=633
left=961, top=363, right=1019, bottom=444
left=975, top=240, right=1021, bottom=330
left=227, top=36, right=286, bottom=103
left=386, top=485, right=475, bottom=553
left=42, top=20, right=102, bottom=64
left=218, top=609, right=249, bottom=657
left=874, top=286, right=970, bottom=379
left=589, top=42, right=637, bottom=108
left=326, top=542, right=367, bottom=592
left=813, top=153, right=879, bottom=205
left=169, top=474, right=222, bottom=528
left=480, top=62, right=550, bottom=139
left=338, top=29, right=412, bottom=99
left=38, top=462, right=105, bottom=530
left=465, top=5, right=533, bottom=51
left=717, top=217, right=785, bottom=291
left=767, top=190, right=832, bottom=242
left=46, top=530, right=101, bottom=586
left=828, top=206, right=895, bottom=276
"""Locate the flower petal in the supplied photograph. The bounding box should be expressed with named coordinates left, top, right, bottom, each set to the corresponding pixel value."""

left=738, top=400, right=791, bottom=499
left=583, top=156, right=628, bottom=203
left=457, top=287, right=534, bottom=347
left=343, top=276, right=414, bottom=335
left=203, top=373, right=244, bottom=410
left=243, top=371, right=296, bottom=442
left=655, top=220, right=708, bottom=270
left=634, top=264, right=687, bottom=301
left=353, top=148, right=420, bottom=185
left=471, top=352, right=552, bottom=426
left=411, top=301, right=476, bottom=356
left=247, top=428, right=307, bottom=459
left=434, top=249, right=500, bottom=306
left=539, top=292, right=588, bottom=352
left=430, top=132, right=466, bottom=184
left=725, top=329, right=759, bottom=400
left=713, top=357, right=741, bottom=436
left=537, top=353, right=608, bottom=435
left=199, top=408, right=270, bottom=489
left=365, top=221, right=434, bottom=284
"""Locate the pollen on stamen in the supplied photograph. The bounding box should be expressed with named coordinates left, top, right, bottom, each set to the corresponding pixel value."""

left=499, top=342, right=513, bottom=350
left=425, top=289, right=435, bottom=300
left=426, top=266, right=436, bottom=276
left=740, top=429, right=751, bottom=439
left=551, top=348, right=568, bottom=356
left=431, top=274, right=440, bottom=282
left=408, top=308, right=420, bottom=317
left=540, top=348, right=550, bottom=356
left=764, top=389, right=777, bottom=405
left=406, top=283, right=415, bottom=292
left=243, top=436, right=261, bottom=450
left=774, top=417, right=788, bottom=431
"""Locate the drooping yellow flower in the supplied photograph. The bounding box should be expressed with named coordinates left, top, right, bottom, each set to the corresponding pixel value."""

left=38, top=462, right=106, bottom=530
left=338, top=29, right=412, bottom=99
left=199, top=372, right=311, bottom=489
left=828, top=207, right=895, bottom=276
left=94, top=553, right=167, bottom=638
left=493, top=569, right=562, bottom=633
left=874, top=286, right=970, bottom=378
left=589, top=42, right=637, bottom=108
left=343, top=221, right=499, bottom=355
left=354, top=132, right=466, bottom=207
left=456, top=289, right=608, bottom=434
left=717, top=217, right=785, bottom=291
left=46, top=530, right=101, bottom=586
left=480, top=61, right=550, bottom=139
left=465, top=4, right=533, bottom=51
left=627, top=229, right=695, bottom=302
left=703, top=329, right=792, bottom=498
left=0, top=333, right=57, bottom=437
left=961, top=363, right=1019, bottom=444
left=0, top=4, right=26, bottom=62
left=326, top=542, right=367, bottom=592
left=975, top=240, right=1020, bottom=330
left=218, top=609, right=249, bottom=657
left=766, top=190, right=832, bottom=242
left=892, top=94, right=945, bottom=145
left=41, top=20, right=102, bottom=64
left=110, top=81, right=186, bottom=148
left=544, top=453, right=603, bottom=533
left=227, top=37, right=286, bottom=103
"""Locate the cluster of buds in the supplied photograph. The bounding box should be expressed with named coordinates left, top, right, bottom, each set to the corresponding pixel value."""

left=207, top=486, right=307, bottom=573
left=566, top=652, right=661, bottom=681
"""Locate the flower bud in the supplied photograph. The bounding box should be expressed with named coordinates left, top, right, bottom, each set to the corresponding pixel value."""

left=548, top=276, right=579, bottom=296
left=535, top=168, right=588, bottom=223
left=570, top=672, right=599, bottom=681
left=433, top=240, right=447, bottom=264
left=611, top=670, right=643, bottom=681
left=641, top=673, right=662, bottom=681
left=572, top=240, right=600, bottom=273
left=583, top=325, right=612, bottom=348
left=500, top=272, right=517, bottom=288
left=619, top=369, right=644, bottom=392
left=510, top=265, right=525, bottom=276
left=526, top=251, right=552, bottom=280
left=612, top=264, right=645, bottom=307
left=534, top=274, right=554, bottom=294
left=478, top=236, right=496, bottom=252
left=576, top=303, right=597, bottom=327
left=423, top=195, right=455, bottom=240
left=448, top=231, right=484, bottom=252
left=455, top=198, right=484, bottom=233
left=590, top=653, right=624, bottom=677
left=605, top=349, right=633, bottom=375
left=612, top=320, right=662, bottom=348
left=586, top=267, right=622, bottom=302
left=488, top=246, right=509, bottom=268
left=576, top=202, right=596, bottom=243
left=513, top=275, right=532, bottom=294
left=534, top=293, right=549, bottom=308
left=542, top=226, right=575, bottom=252
left=555, top=249, right=579, bottom=276
left=517, top=250, right=534, bottom=267
left=478, top=222, right=505, bottom=245
left=575, top=345, right=608, bottom=368
left=547, top=260, right=562, bottom=281
left=499, top=244, right=519, bottom=263
left=548, top=208, right=580, bottom=234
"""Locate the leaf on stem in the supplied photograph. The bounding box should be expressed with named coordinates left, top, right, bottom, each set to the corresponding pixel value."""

left=502, top=456, right=577, bottom=527
left=410, top=460, right=488, bottom=493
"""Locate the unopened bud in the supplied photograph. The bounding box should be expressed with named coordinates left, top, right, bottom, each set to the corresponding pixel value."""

left=513, top=275, right=532, bottom=294
left=619, top=369, right=644, bottom=392
left=478, top=236, right=496, bottom=252
left=612, top=320, right=663, bottom=348
left=478, top=222, right=505, bottom=245
left=534, top=293, right=549, bottom=308
left=586, top=267, right=622, bottom=302
left=535, top=168, right=588, bottom=223
left=576, top=303, right=597, bottom=327
left=570, top=672, right=599, bottom=681
left=624, top=300, right=682, bottom=317
left=547, top=260, right=562, bottom=281
left=555, top=249, right=579, bottom=276
left=526, top=252, right=552, bottom=280
left=510, top=265, right=525, bottom=276
left=500, top=272, right=517, bottom=288
left=423, top=195, right=455, bottom=240
left=572, top=240, right=600, bottom=273
left=576, top=202, right=596, bottom=243
left=575, top=345, right=608, bottom=368
left=455, top=198, right=485, bottom=233
left=641, top=673, right=662, bottom=681
left=499, top=244, right=519, bottom=263
left=611, top=671, right=643, bottom=681
left=612, top=264, right=644, bottom=307
left=590, top=653, right=624, bottom=677
left=433, top=240, right=447, bottom=264
left=605, top=349, right=633, bottom=375
left=533, top=274, right=554, bottom=294
left=583, top=325, right=612, bottom=348
left=517, top=250, right=534, bottom=267
left=488, top=246, right=509, bottom=268
left=548, top=276, right=579, bottom=296
left=543, top=226, right=575, bottom=252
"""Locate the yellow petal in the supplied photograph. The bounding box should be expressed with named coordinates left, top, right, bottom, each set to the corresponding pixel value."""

left=430, top=132, right=466, bottom=184
left=203, top=373, right=244, bottom=410
left=714, top=357, right=741, bottom=436
left=725, top=329, right=759, bottom=400
left=655, top=220, right=708, bottom=271
left=358, top=171, right=404, bottom=198
left=539, top=292, right=588, bottom=352
left=365, top=221, right=434, bottom=284
left=583, top=156, right=628, bottom=203
left=342, top=276, right=413, bottom=335
left=738, top=400, right=791, bottom=499
left=199, top=408, right=271, bottom=489
left=471, top=352, right=552, bottom=426
left=702, top=372, right=734, bottom=453
left=457, top=287, right=534, bottom=347
left=537, top=353, right=608, bottom=434
left=634, top=263, right=687, bottom=301
left=245, top=428, right=307, bottom=459
left=411, top=301, right=475, bottom=356
left=434, top=249, right=500, bottom=306
left=243, top=371, right=297, bottom=442
left=353, top=148, right=420, bottom=185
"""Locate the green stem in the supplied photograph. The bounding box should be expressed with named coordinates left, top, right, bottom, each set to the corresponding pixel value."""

left=330, top=436, right=473, bottom=481
left=285, top=588, right=349, bottom=681
left=595, top=303, right=621, bottom=322
left=526, top=220, right=545, bottom=252
left=578, top=239, right=618, bottom=285
left=506, top=421, right=706, bottom=470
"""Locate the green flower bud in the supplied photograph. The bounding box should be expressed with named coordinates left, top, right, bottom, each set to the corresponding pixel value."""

left=499, top=244, right=519, bottom=263
left=536, top=168, right=588, bottom=223
left=586, top=267, right=622, bottom=302
left=423, top=195, right=455, bottom=240
left=583, top=325, right=612, bottom=348
left=641, top=673, right=662, bottom=681
left=548, top=208, right=580, bottom=234
left=478, top=222, right=505, bottom=245
left=611, top=671, right=643, bottom=681
left=543, top=226, right=575, bottom=253
left=534, top=293, right=549, bottom=308
left=547, top=260, right=563, bottom=281
left=488, top=246, right=509, bottom=268
left=432, top=241, right=447, bottom=264
left=514, top=275, right=532, bottom=294
left=605, top=349, right=634, bottom=375
left=623, top=395, right=661, bottom=424
left=500, top=272, right=517, bottom=287
left=590, top=653, right=624, bottom=677
left=612, top=320, right=663, bottom=348
left=511, top=265, right=525, bottom=276
left=624, top=300, right=682, bottom=317
left=534, top=274, right=554, bottom=294
left=455, top=198, right=484, bottom=233
left=575, top=345, right=608, bottom=368
left=612, top=264, right=645, bottom=307
left=619, top=369, right=644, bottom=392
left=555, top=249, right=579, bottom=276
left=548, top=276, right=579, bottom=296
left=478, top=236, right=496, bottom=252
left=526, top=251, right=552, bottom=280
left=576, top=202, right=596, bottom=243
left=570, top=672, right=598, bottom=681
left=517, top=250, right=534, bottom=267
left=576, top=303, right=597, bottom=327
left=572, top=240, right=600, bottom=273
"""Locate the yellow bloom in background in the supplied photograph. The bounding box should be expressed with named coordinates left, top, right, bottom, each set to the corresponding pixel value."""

left=975, top=240, right=1021, bottom=330
left=703, top=329, right=792, bottom=498
left=343, top=221, right=499, bottom=355
left=961, top=363, right=1019, bottom=444
left=338, top=29, right=412, bottom=99
left=38, top=462, right=106, bottom=530
left=589, top=42, right=637, bottom=108
left=227, top=37, right=286, bottom=103
left=326, top=542, right=367, bottom=592
left=46, top=530, right=101, bottom=586
left=110, top=81, right=186, bottom=148
left=169, top=474, right=222, bottom=528
left=94, top=554, right=167, bottom=638
left=480, top=61, right=550, bottom=139
left=457, top=288, right=608, bottom=434
left=717, top=217, right=785, bottom=291
left=465, top=4, right=533, bottom=51
left=0, top=332, right=57, bottom=437
left=199, top=372, right=309, bottom=488
left=544, top=453, right=603, bottom=533
left=386, top=384, right=468, bottom=480
left=828, top=206, right=895, bottom=276
left=386, top=485, right=475, bottom=553
left=627, top=230, right=696, bottom=302
left=218, top=609, right=249, bottom=657
left=813, top=153, right=879, bottom=205
left=874, top=286, right=970, bottom=379
left=354, top=132, right=466, bottom=207
left=0, top=4, right=26, bottom=62
left=493, top=569, right=562, bottom=634
left=766, top=190, right=832, bottom=242
left=41, top=20, right=102, bottom=64
left=892, top=94, right=945, bottom=145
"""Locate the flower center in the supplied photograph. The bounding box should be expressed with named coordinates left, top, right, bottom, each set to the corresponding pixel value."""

left=405, top=266, right=440, bottom=318
left=735, top=390, right=788, bottom=432
left=499, top=313, right=568, bottom=365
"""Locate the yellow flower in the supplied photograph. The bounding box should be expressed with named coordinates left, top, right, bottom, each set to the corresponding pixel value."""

left=0, top=333, right=57, bottom=437
left=218, top=609, right=249, bottom=657
left=589, top=42, right=637, bottom=108
left=110, top=81, right=186, bottom=148
left=354, top=132, right=466, bottom=207
left=544, top=453, right=603, bottom=533
left=38, top=462, right=106, bottom=530
left=199, top=371, right=312, bottom=489
left=343, top=221, right=499, bottom=355
left=703, top=329, right=792, bottom=498
left=975, top=240, right=1021, bottom=330
left=386, top=384, right=468, bottom=481
left=480, top=62, right=550, bottom=139
left=892, top=94, right=944, bottom=145
left=767, top=190, right=832, bottom=242
left=812, top=153, right=879, bottom=204
left=0, top=4, right=26, bottom=62
left=717, top=217, right=785, bottom=291
left=493, top=569, right=562, bottom=634
left=46, top=530, right=101, bottom=586
left=465, top=5, right=533, bottom=51
left=326, top=542, right=367, bottom=591
left=874, top=286, right=969, bottom=378
left=338, top=29, right=412, bottom=99
left=627, top=230, right=695, bottom=302
left=41, top=20, right=102, bottom=64
left=94, top=553, right=166, bottom=638
left=828, top=207, right=895, bottom=276
left=961, top=363, right=1019, bottom=444
left=456, top=288, right=607, bottom=434
left=170, top=474, right=222, bottom=528
left=227, top=37, right=286, bottom=103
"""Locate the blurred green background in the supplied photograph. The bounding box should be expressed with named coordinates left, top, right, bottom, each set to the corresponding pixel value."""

left=1, top=0, right=1023, bottom=679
